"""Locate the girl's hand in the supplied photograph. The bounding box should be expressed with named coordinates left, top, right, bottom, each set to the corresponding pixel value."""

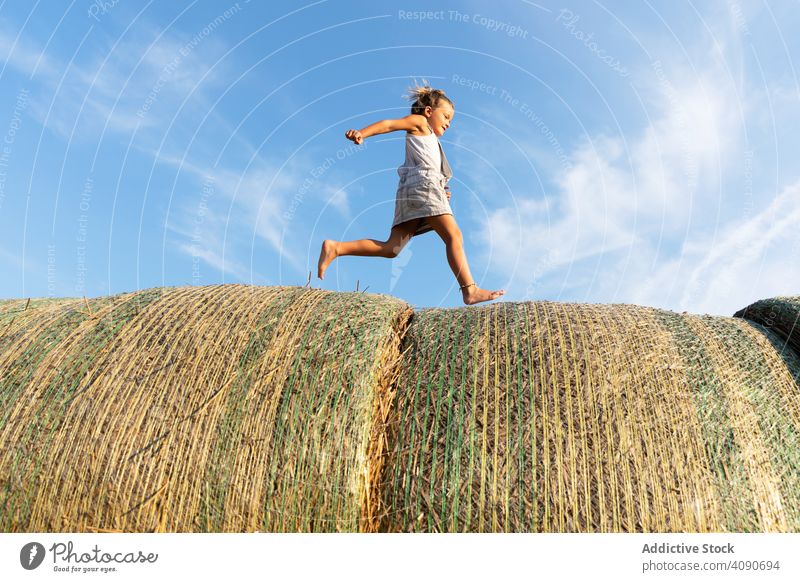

left=345, top=129, right=363, bottom=144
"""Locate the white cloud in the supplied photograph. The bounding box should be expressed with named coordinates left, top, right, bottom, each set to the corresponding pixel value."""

left=147, top=144, right=310, bottom=273
left=636, top=180, right=800, bottom=315
left=164, top=192, right=250, bottom=283
left=470, top=33, right=757, bottom=312
left=1, top=18, right=232, bottom=141
left=0, top=26, right=59, bottom=79
left=174, top=241, right=251, bottom=283
left=319, top=184, right=351, bottom=218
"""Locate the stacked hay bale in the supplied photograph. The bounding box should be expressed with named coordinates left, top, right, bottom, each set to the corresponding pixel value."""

left=2, top=287, right=800, bottom=533
left=0, top=285, right=410, bottom=532
left=735, top=296, right=800, bottom=357
left=380, top=301, right=800, bottom=532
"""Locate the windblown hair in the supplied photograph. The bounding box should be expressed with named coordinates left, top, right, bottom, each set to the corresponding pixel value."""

left=404, top=81, right=454, bottom=115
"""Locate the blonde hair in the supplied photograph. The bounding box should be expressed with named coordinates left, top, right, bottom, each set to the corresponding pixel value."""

left=403, top=80, right=454, bottom=115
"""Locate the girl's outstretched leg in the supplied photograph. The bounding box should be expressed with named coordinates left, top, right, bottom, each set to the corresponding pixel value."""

left=317, top=219, right=421, bottom=279
left=425, top=214, right=505, bottom=305
left=318, top=238, right=387, bottom=279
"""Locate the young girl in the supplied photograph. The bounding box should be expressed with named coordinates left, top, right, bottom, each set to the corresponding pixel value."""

left=317, top=84, right=505, bottom=305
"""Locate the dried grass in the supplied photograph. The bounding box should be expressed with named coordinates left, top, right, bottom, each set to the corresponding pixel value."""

left=735, top=296, right=800, bottom=357
left=0, top=285, right=409, bottom=532
left=380, top=301, right=800, bottom=532
left=2, top=288, right=799, bottom=532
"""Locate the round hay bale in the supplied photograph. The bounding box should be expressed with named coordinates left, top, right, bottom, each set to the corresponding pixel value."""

left=0, top=285, right=410, bottom=532
left=380, top=301, right=800, bottom=532
left=4, top=287, right=800, bottom=533
left=735, top=296, right=800, bottom=358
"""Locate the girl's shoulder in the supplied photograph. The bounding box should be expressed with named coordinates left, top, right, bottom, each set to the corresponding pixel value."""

left=404, top=114, right=430, bottom=136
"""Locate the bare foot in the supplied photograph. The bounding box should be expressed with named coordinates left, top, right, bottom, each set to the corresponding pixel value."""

left=462, top=285, right=505, bottom=305
left=317, top=240, right=338, bottom=279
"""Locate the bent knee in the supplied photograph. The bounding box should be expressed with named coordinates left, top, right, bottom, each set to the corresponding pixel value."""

left=441, top=228, right=463, bottom=246
left=383, top=242, right=404, bottom=258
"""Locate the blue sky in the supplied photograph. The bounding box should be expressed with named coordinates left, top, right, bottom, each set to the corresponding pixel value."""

left=1, top=0, right=798, bottom=314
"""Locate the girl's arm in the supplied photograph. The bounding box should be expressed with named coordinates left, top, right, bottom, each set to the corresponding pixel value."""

left=345, top=115, right=425, bottom=144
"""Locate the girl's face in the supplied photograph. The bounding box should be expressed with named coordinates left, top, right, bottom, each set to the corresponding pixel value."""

left=424, top=102, right=455, bottom=136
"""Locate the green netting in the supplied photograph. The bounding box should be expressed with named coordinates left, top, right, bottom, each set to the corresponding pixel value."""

left=0, top=290, right=164, bottom=530
left=735, top=296, right=800, bottom=357
left=0, top=285, right=409, bottom=532
left=381, top=302, right=800, bottom=532
left=1, top=287, right=799, bottom=532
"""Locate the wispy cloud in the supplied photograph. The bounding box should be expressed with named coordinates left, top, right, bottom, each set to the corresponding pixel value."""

left=316, top=183, right=351, bottom=219
left=636, top=179, right=800, bottom=315
left=464, top=19, right=767, bottom=312
left=145, top=143, right=316, bottom=275
left=169, top=214, right=254, bottom=284
left=1, top=14, right=235, bottom=140
left=0, top=24, right=59, bottom=79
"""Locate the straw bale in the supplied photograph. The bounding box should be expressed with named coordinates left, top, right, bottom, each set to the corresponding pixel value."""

left=0, top=285, right=410, bottom=532
left=735, top=296, right=800, bottom=357
left=380, top=301, right=800, bottom=532
left=3, top=286, right=800, bottom=533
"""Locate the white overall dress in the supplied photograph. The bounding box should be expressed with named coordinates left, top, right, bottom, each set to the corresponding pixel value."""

left=391, top=121, right=454, bottom=237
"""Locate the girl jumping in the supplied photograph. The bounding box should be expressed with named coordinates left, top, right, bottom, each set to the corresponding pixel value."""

left=317, top=84, right=505, bottom=305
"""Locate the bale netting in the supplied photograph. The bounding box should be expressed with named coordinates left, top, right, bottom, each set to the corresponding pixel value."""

left=0, top=285, right=411, bottom=533
left=735, top=296, right=800, bottom=358
left=379, top=301, right=800, bottom=533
